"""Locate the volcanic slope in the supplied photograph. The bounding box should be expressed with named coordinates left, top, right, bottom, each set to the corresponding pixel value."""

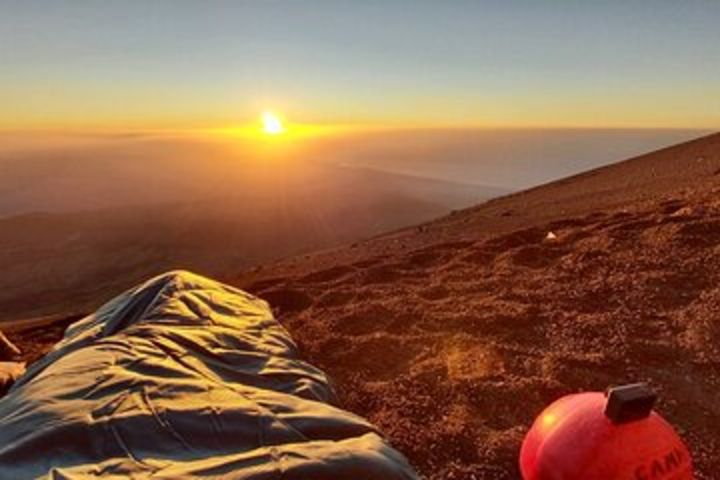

left=6, top=133, right=720, bottom=479
left=233, top=133, right=720, bottom=479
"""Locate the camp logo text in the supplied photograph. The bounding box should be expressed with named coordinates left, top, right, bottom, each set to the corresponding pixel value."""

left=634, top=448, right=690, bottom=480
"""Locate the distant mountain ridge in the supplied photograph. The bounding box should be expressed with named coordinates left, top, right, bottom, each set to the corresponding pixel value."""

left=0, top=153, right=503, bottom=321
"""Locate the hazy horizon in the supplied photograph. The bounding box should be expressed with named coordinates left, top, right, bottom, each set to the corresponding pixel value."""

left=0, top=128, right=710, bottom=203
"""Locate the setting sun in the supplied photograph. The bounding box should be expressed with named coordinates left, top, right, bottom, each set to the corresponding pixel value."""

left=261, top=111, right=285, bottom=135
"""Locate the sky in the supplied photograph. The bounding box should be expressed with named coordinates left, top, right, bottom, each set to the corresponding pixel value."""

left=1, top=0, right=719, bottom=130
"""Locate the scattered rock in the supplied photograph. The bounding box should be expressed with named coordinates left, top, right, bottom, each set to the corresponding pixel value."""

left=670, top=206, right=694, bottom=218
left=0, top=331, right=20, bottom=360
left=260, top=288, right=314, bottom=314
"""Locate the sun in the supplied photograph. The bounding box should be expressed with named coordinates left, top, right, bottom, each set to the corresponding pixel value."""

left=261, top=111, right=285, bottom=135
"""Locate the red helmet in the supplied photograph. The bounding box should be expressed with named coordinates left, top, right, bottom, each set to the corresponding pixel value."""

left=520, top=384, right=693, bottom=480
